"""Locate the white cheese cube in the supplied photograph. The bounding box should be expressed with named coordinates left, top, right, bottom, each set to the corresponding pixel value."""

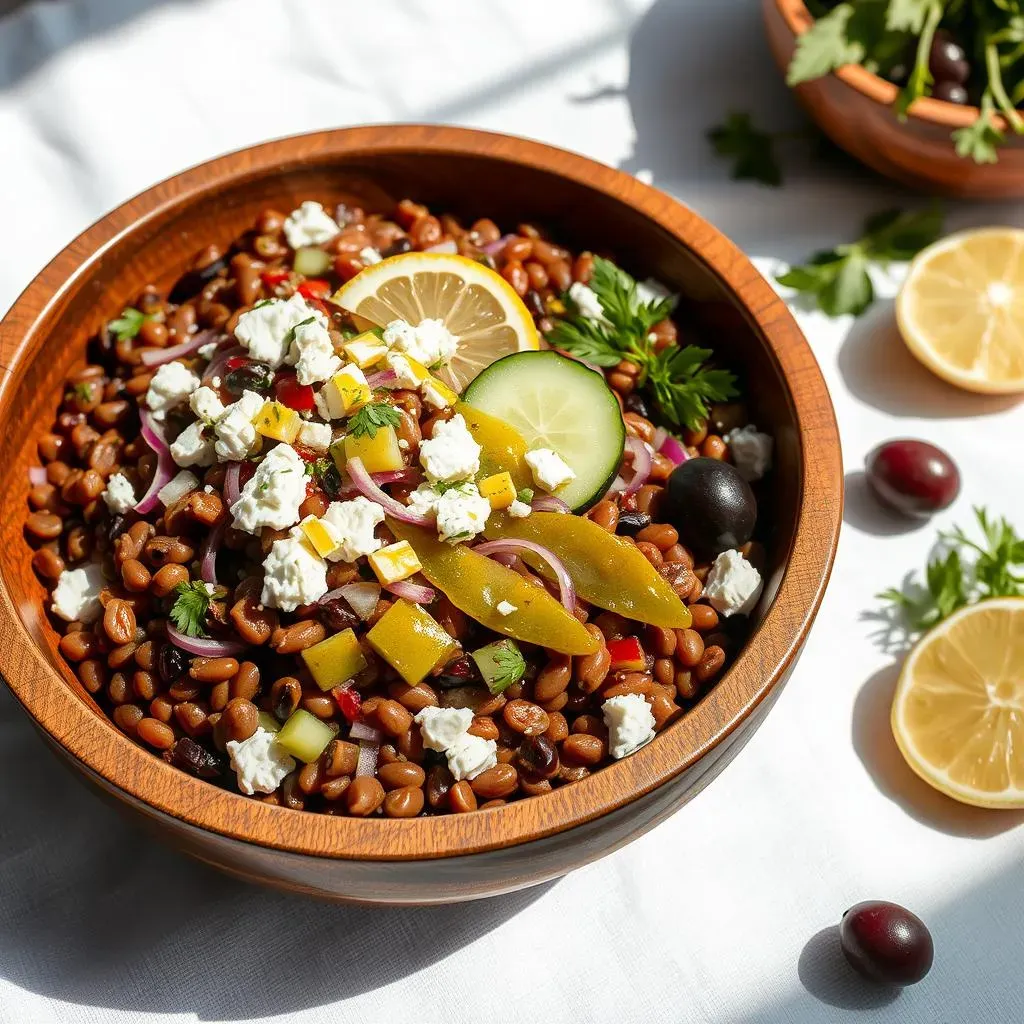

left=51, top=563, right=105, bottom=623
left=602, top=693, right=656, bottom=759
left=145, top=361, right=200, bottom=419
left=283, top=201, right=340, bottom=249
left=213, top=390, right=264, bottom=462
left=434, top=484, right=491, bottom=543
left=230, top=444, right=307, bottom=534
left=102, top=473, right=135, bottom=514
left=446, top=734, right=498, bottom=781
left=260, top=526, right=329, bottom=612
left=724, top=424, right=773, bottom=482
left=383, top=318, right=457, bottom=368
left=320, top=496, right=386, bottom=561
left=287, top=317, right=342, bottom=385
left=234, top=293, right=326, bottom=369
left=703, top=549, right=763, bottom=617
left=507, top=499, right=533, bottom=518
left=227, top=727, right=296, bottom=795
left=414, top=706, right=475, bottom=752
left=567, top=281, right=607, bottom=321
left=170, top=421, right=215, bottom=468
left=525, top=448, right=576, bottom=492
left=190, top=386, right=225, bottom=424
left=297, top=421, right=332, bottom=451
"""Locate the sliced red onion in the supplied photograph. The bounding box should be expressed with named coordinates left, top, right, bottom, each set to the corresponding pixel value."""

left=337, top=582, right=381, bottom=620
left=624, top=436, right=652, bottom=497
left=424, top=239, right=458, bottom=254
left=531, top=495, right=571, bottom=514
left=373, top=468, right=422, bottom=486
left=346, top=457, right=435, bottom=525
left=203, top=343, right=244, bottom=384
left=167, top=622, right=247, bottom=657
left=350, top=721, right=382, bottom=743
left=481, top=233, right=515, bottom=256
left=652, top=427, right=668, bottom=451
left=604, top=475, right=627, bottom=499
left=224, top=462, right=242, bottom=507
left=365, top=368, right=398, bottom=389
left=199, top=519, right=226, bottom=585
left=474, top=539, right=575, bottom=612
left=355, top=739, right=381, bottom=777
left=384, top=580, right=436, bottom=604
left=28, top=466, right=47, bottom=486
left=141, top=328, right=221, bottom=368
left=134, top=411, right=175, bottom=514
left=658, top=433, right=690, bottom=467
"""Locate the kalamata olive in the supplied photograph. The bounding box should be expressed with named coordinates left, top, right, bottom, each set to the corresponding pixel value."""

left=224, top=362, right=274, bottom=395
left=167, top=255, right=230, bottom=305
left=929, top=32, right=970, bottom=85
left=382, top=237, right=413, bottom=258
left=840, top=901, right=933, bottom=986
left=616, top=511, right=652, bottom=537
left=665, top=458, right=756, bottom=557
left=865, top=439, right=960, bottom=519
left=933, top=80, right=969, bottom=105
left=436, top=655, right=479, bottom=689
left=158, top=642, right=189, bottom=685
left=515, top=734, right=559, bottom=780
left=624, top=391, right=650, bottom=418
left=170, top=737, right=225, bottom=779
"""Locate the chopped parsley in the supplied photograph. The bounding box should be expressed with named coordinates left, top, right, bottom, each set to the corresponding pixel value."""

left=170, top=581, right=214, bottom=638
left=347, top=401, right=402, bottom=439
left=108, top=307, right=152, bottom=342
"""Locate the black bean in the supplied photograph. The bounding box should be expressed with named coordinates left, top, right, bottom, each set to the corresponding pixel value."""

left=158, top=642, right=189, bottom=685
left=616, top=511, right=652, bottom=537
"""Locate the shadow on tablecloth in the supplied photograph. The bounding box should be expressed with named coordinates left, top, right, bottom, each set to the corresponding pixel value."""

left=0, top=687, right=552, bottom=1019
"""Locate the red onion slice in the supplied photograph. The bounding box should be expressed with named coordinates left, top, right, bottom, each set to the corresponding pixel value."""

left=337, top=582, right=381, bottom=620
left=652, top=427, right=668, bottom=451
left=167, top=622, right=247, bottom=657
left=223, top=462, right=242, bottom=507
left=346, top=457, right=435, bottom=525
left=658, top=433, right=690, bottom=467
left=141, top=328, right=221, bottom=368
left=531, top=495, right=571, bottom=514
left=624, top=436, right=652, bottom=497
left=350, top=721, right=382, bottom=743
left=481, top=233, right=515, bottom=256
left=365, top=368, right=398, bottom=389
left=355, top=739, right=381, bottom=777
left=474, top=539, right=575, bottom=611
left=134, top=411, right=176, bottom=514
left=28, top=466, right=47, bottom=486
left=384, top=580, right=436, bottom=603
left=424, top=239, right=459, bottom=254
left=199, top=519, right=226, bottom=585
left=604, top=475, right=627, bottom=499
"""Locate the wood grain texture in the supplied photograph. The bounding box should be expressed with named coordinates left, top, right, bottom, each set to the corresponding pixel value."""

left=0, top=125, right=842, bottom=902
left=765, top=0, right=1024, bottom=198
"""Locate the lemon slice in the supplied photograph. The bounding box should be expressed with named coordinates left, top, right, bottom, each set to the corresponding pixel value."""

left=896, top=228, right=1024, bottom=394
left=332, top=253, right=539, bottom=392
left=891, top=597, right=1024, bottom=809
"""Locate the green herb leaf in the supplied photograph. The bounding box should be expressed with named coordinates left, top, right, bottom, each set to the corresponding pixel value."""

left=170, top=581, right=213, bottom=638
left=347, top=401, right=401, bottom=439
left=707, top=112, right=783, bottom=187
left=490, top=641, right=526, bottom=693
left=646, top=345, right=738, bottom=430
left=787, top=4, right=866, bottom=85
left=894, top=1, right=941, bottom=118
left=885, top=0, right=937, bottom=35
left=516, top=487, right=534, bottom=503
left=108, top=307, right=151, bottom=343
left=953, top=94, right=1005, bottom=164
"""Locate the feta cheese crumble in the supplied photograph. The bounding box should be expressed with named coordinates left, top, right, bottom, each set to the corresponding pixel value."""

left=407, top=482, right=491, bottom=543
left=496, top=601, right=518, bottom=616
left=525, top=448, right=576, bottom=493
left=414, top=707, right=497, bottom=781
left=145, top=361, right=200, bottom=419
left=260, top=526, right=329, bottom=611
left=282, top=200, right=340, bottom=249
left=170, top=421, right=215, bottom=468
left=703, top=549, right=763, bottom=617
left=602, top=693, right=656, bottom=759
left=418, top=414, right=480, bottom=483
left=635, top=277, right=672, bottom=306
left=287, top=317, right=342, bottom=385
left=213, top=390, right=265, bottom=462
left=198, top=340, right=219, bottom=360
left=190, top=386, right=225, bottom=424
left=568, top=281, right=607, bottom=321
left=227, top=727, right=296, bottom=795
left=358, top=246, right=383, bottom=265
left=446, top=734, right=499, bottom=781
left=386, top=352, right=423, bottom=390
left=320, top=496, right=386, bottom=561
left=51, top=563, right=105, bottom=623
left=297, top=420, right=332, bottom=451
left=724, top=425, right=773, bottom=482
left=508, top=499, right=533, bottom=518
left=234, top=293, right=326, bottom=369
left=383, top=318, right=458, bottom=368
left=102, top=473, right=135, bottom=514
left=231, top=444, right=307, bottom=534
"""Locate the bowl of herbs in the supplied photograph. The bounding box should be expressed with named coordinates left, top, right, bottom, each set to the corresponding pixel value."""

left=764, top=0, right=1024, bottom=197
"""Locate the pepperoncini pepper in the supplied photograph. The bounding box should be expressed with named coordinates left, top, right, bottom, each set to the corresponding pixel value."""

left=455, top=401, right=532, bottom=493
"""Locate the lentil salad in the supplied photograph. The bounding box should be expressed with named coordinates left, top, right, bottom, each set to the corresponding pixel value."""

left=25, top=196, right=773, bottom=818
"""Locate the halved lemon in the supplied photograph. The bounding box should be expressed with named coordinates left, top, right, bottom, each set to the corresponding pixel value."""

left=891, top=597, right=1024, bottom=809
left=896, top=227, right=1024, bottom=394
left=332, top=253, right=539, bottom=392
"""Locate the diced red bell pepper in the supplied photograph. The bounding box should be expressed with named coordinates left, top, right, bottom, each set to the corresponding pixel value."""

left=292, top=443, right=318, bottom=463
left=225, top=355, right=248, bottom=371
left=261, top=268, right=290, bottom=287
left=606, top=636, right=646, bottom=672
left=331, top=684, right=362, bottom=722
left=273, top=373, right=316, bottom=411
left=297, top=279, right=331, bottom=301
left=304, top=296, right=331, bottom=316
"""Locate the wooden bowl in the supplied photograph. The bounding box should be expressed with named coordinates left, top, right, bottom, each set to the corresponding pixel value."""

left=0, top=125, right=841, bottom=904
left=765, top=0, right=1024, bottom=197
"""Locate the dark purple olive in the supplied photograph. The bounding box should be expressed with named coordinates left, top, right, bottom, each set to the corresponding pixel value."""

left=929, top=33, right=970, bottom=86
left=170, top=737, right=225, bottom=780
left=157, top=641, right=189, bottom=685
left=865, top=439, right=960, bottom=519
left=933, top=80, right=969, bottom=105
left=224, top=361, right=274, bottom=395
left=665, top=457, right=756, bottom=557
left=624, top=391, right=650, bottom=418
left=840, top=901, right=933, bottom=986
left=167, top=255, right=229, bottom=305
left=515, top=734, right=559, bottom=780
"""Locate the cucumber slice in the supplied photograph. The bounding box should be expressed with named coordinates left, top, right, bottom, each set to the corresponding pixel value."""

left=463, top=351, right=624, bottom=511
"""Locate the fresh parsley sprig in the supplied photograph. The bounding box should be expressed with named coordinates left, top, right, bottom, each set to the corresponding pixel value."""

left=776, top=205, right=944, bottom=317
left=347, top=401, right=402, bottom=439
left=879, top=507, right=1024, bottom=631
left=108, top=307, right=153, bottom=343
left=546, top=257, right=738, bottom=430
left=170, top=581, right=216, bottom=638
left=488, top=641, right=527, bottom=695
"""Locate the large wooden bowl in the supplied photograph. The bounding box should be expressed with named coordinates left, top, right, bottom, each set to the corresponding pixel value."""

left=765, top=0, right=1024, bottom=198
left=0, top=125, right=841, bottom=904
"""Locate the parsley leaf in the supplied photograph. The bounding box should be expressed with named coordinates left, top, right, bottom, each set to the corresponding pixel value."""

left=490, top=641, right=526, bottom=693
left=546, top=257, right=735, bottom=430
left=953, top=95, right=1004, bottom=165
left=707, top=112, right=783, bottom=187
left=787, top=4, right=865, bottom=85
left=108, top=307, right=151, bottom=342
left=170, top=581, right=213, bottom=638
left=347, top=401, right=401, bottom=439
left=777, top=204, right=943, bottom=317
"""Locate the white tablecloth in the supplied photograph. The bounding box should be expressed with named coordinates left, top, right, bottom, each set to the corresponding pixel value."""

left=2, top=2, right=1022, bottom=1022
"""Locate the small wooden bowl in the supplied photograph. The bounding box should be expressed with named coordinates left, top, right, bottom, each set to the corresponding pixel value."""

left=765, top=0, right=1024, bottom=197
left=0, top=125, right=841, bottom=904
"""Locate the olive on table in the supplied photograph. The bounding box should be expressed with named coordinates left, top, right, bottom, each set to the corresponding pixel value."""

left=865, top=440, right=960, bottom=519
left=664, top=457, right=756, bottom=558
left=840, top=901, right=934, bottom=986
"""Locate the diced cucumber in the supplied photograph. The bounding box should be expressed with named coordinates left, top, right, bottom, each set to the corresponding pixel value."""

left=257, top=712, right=281, bottom=734
left=463, top=351, right=625, bottom=511
left=276, top=709, right=334, bottom=763
left=471, top=639, right=526, bottom=695
left=293, top=246, right=332, bottom=276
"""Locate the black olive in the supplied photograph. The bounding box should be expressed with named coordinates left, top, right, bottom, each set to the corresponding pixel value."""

left=158, top=642, right=189, bottom=686
left=524, top=289, right=545, bottom=319
left=319, top=598, right=359, bottom=633
left=929, top=32, right=970, bottom=85
left=515, top=735, right=560, bottom=780
left=932, top=80, right=969, bottom=105
left=624, top=391, right=650, bottom=418
left=436, top=655, right=479, bottom=689
left=383, top=237, right=413, bottom=258
left=665, top=458, right=756, bottom=557
left=840, top=901, right=934, bottom=986
left=616, top=511, right=652, bottom=537
left=171, top=737, right=225, bottom=779
left=224, top=362, right=274, bottom=395
left=167, top=255, right=229, bottom=305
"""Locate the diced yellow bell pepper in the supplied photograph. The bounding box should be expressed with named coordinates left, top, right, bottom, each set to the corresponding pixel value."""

left=320, top=365, right=371, bottom=418
left=253, top=400, right=301, bottom=443
left=456, top=401, right=532, bottom=492
left=422, top=377, right=459, bottom=410
left=368, top=540, right=422, bottom=585
left=301, top=627, right=368, bottom=691
left=387, top=353, right=430, bottom=388
left=300, top=516, right=341, bottom=558
left=344, top=333, right=389, bottom=369
left=333, top=425, right=404, bottom=474
left=367, top=599, right=459, bottom=685
left=479, top=471, right=517, bottom=510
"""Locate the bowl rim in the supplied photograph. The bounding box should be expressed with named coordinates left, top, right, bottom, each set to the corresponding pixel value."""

left=775, top=0, right=1002, bottom=131
left=0, top=124, right=842, bottom=861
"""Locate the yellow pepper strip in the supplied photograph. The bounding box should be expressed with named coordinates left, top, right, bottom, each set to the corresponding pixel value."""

left=366, top=599, right=459, bottom=685
left=387, top=520, right=599, bottom=656
left=455, top=401, right=532, bottom=493
left=487, top=511, right=692, bottom=629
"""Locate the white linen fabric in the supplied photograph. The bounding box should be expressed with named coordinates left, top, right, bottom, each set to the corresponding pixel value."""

left=1, top=2, right=1022, bottom=1022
